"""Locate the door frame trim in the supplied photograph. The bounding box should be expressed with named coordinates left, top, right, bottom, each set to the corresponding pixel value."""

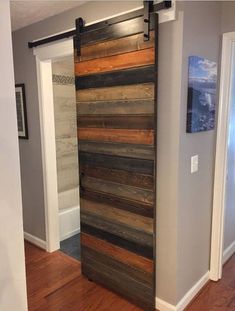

left=34, top=38, right=74, bottom=252
left=210, top=32, right=235, bottom=280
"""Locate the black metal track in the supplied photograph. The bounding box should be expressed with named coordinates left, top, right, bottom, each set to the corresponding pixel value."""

left=28, top=1, right=171, bottom=49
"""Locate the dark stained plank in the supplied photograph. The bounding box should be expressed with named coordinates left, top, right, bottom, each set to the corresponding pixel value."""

left=77, top=99, right=154, bottom=116
left=81, top=176, right=154, bottom=205
left=79, top=152, right=154, bottom=175
left=78, top=141, right=155, bottom=160
left=75, top=48, right=154, bottom=76
left=82, top=246, right=153, bottom=286
left=81, top=233, right=154, bottom=274
left=82, top=261, right=154, bottom=311
left=77, top=83, right=154, bottom=102
left=81, top=224, right=153, bottom=259
left=80, top=198, right=153, bottom=234
left=76, top=32, right=154, bottom=62
left=80, top=166, right=154, bottom=190
left=77, top=115, right=154, bottom=130
left=78, top=128, right=154, bottom=145
left=81, top=189, right=154, bottom=218
left=80, top=15, right=154, bottom=46
left=76, top=66, right=155, bottom=90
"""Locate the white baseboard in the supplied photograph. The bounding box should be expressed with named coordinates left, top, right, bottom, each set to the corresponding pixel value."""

left=223, top=240, right=235, bottom=264
left=59, top=205, right=80, bottom=241
left=24, top=232, right=47, bottom=250
left=155, top=271, right=210, bottom=311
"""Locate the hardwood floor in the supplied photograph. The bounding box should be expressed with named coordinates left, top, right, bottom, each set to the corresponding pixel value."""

left=25, top=241, right=235, bottom=311
left=187, top=254, right=235, bottom=311
left=25, top=242, right=142, bottom=311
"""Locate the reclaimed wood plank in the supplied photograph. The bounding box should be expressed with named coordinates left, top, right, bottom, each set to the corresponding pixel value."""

left=77, top=115, right=154, bottom=129
left=81, top=233, right=154, bottom=274
left=78, top=128, right=154, bottom=145
left=78, top=141, right=154, bottom=160
left=81, top=223, right=153, bottom=259
left=81, top=189, right=154, bottom=218
left=82, top=261, right=154, bottom=310
left=81, top=176, right=154, bottom=205
left=77, top=99, right=154, bottom=116
left=76, top=66, right=155, bottom=90
left=80, top=16, right=154, bottom=46
left=80, top=166, right=154, bottom=190
left=79, top=152, right=154, bottom=175
left=81, top=198, right=153, bottom=234
left=82, top=246, right=153, bottom=286
left=76, top=32, right=154, bottom=62
left=75, top=48, right=154, bottom=76
left=76, top=83, right=154, bottom=102
left=81, top=209, right=153, bottom=248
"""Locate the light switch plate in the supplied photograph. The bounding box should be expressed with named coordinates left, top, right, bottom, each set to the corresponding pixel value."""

left=191, top=155, right=199, bottom=173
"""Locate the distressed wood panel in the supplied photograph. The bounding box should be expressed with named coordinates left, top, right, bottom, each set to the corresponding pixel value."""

left=77, top=99, right=154, bottom=116
left=81, top=233, right=153, bottom=274
left=76, top=66, right=155, bottom=90
left=77, top=83, right=154, bottom=102
left=76, top=48, right=154, bottom=76
left=82, top=246, right=153, bottom=286
left=80, top=15, right=154, bottom=46
left=75, top=13, right=156, bottom=310
left=80, top=166, right=154, bottom=190
left=77, top=32, right=154, bottom=62
left=81, top=212, right=153, bottom=248
left=81, top=198, right=153, bottom=234
left=77, top=115, right=154, bottom=129
left=78, top=128, right=154, bottom=145
left=79, top=152, right=154, bottom=175
left=82, top=224, right=153, bottom=259
left=81, top=189, right=153, bottom=218
left=81, top=176, right=154, bottom=205
left=78, top=141, right=154, bottom=160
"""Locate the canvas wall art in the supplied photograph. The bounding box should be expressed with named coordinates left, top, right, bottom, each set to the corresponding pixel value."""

left=15, top=84, right=28, bottom=139
left=186, top=56, right=217, bottom=133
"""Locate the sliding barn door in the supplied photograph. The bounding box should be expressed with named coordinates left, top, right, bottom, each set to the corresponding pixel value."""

left=74, top=11, right=157, bottom=310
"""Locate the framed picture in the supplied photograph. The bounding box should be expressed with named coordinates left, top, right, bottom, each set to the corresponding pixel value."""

left=186, top=56, right=217, bottom=133
left=15, top=84, right=28, bottom=139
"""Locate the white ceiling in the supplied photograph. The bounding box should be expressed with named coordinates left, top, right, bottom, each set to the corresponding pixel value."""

left=10, top=1, right=86, bottom=31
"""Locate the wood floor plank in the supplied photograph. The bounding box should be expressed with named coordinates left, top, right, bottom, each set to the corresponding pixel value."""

left=75, top=48, right=154, bottom=76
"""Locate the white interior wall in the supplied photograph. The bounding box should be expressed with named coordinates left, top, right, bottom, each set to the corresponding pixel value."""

left=0, top=1, right=27, bottom=310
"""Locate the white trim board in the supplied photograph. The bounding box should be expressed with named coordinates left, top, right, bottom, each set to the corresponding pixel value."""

left=24, top=232, right=47, bottom=250
left=59, top=206, right=80, bottom=241
left=210, top=32, right=235, bottom=281
left=155, top=272, right=210, bottom=311
left=223, top=241, right=235, bottom=265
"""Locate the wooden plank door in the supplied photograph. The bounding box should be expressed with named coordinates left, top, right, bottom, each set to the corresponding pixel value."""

left=74, top=11, right=157, bottom=311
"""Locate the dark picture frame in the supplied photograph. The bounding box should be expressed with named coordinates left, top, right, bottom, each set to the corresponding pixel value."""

left=15, top=84, right=28, bottom=139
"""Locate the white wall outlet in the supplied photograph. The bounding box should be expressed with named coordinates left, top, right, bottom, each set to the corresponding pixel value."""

left=191, top=155, right=199, bottom=174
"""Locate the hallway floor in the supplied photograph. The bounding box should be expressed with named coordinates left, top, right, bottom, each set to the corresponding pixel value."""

left=25, top=241, right=235, bottom=311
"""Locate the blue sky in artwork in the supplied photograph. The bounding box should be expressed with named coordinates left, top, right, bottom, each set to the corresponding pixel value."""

left=189, top=55, right=217, bottom=84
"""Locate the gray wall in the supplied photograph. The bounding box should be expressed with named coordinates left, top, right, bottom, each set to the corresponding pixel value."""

left=157, top=1, right=221, bottom=304
left=12, top=1, right=142, bottom=240
left=221, top=1, right=235, bottom=251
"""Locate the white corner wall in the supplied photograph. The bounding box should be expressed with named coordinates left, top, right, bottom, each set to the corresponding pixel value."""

left=0, top=1, right=28, bottom=310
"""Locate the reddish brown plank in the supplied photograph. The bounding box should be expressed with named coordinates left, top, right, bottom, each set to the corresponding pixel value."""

left=75, top=48, right=155, bottom=76
left=78, top=128, right=154, bottom=145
